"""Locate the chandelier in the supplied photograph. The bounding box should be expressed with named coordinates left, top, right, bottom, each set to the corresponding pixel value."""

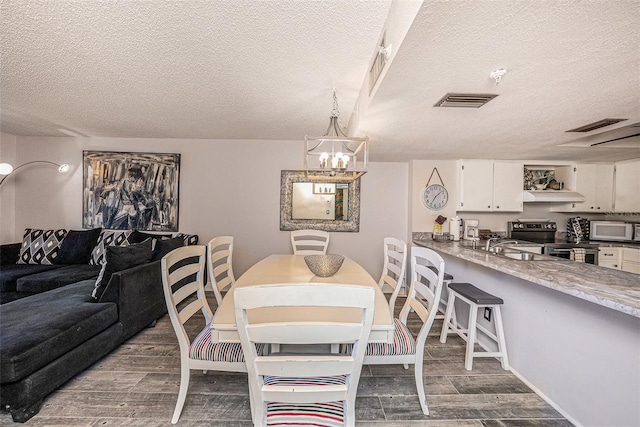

left=304, top=89, right=368, bottom=182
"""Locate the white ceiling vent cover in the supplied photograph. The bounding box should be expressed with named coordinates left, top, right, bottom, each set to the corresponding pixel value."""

left=434, top=93, right=498, bottom=108
left=566, top=118, right=628, bottom=133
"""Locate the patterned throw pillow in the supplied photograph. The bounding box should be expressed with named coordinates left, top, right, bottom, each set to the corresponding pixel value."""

left=175, top=233, right=199, bottom=246
left=89, top=230, right=133, bottom=265
left=17, top=228, right=68, bottom=265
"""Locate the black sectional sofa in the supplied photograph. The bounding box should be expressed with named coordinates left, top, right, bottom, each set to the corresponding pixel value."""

left=0, top=230, right=196, bottom=422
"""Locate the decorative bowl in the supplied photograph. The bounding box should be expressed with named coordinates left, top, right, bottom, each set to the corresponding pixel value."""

left=304, top=254, right=345, bottom=277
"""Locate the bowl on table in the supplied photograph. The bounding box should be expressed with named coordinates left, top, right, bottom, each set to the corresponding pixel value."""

left=304, top=254, right=345, bottom=277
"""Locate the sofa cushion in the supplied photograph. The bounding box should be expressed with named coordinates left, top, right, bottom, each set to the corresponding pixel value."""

left=55, top=228, right=102, bottom=265
left=16, top=265, right=102, bottom=293
left=0, top=280, right=118, bottom=383
left=0, top=264, right=63, bottom=293
left=89, top=230, right=133, bottom=265
left=151, top=236, right=185, bottom=261
left=130, top=230, right=172, bottom=244
left=17, top=229, right=68, bottom=265
left=92, top=240, right=153, bottom=301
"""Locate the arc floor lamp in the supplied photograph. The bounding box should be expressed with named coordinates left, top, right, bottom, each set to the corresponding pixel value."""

left=0, top=161, right=70, bottom=187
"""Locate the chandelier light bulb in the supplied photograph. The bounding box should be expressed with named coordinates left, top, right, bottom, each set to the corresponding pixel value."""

left=0, top=163, right=14, bottom=175
left=58, top=164, right=70, bottom=173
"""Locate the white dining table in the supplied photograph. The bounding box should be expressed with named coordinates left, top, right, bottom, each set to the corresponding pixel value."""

left=210, top=254, right=394, bottom=344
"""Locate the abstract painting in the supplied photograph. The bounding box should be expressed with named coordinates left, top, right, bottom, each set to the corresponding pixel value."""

left=82, top=151, right=180, bottom=231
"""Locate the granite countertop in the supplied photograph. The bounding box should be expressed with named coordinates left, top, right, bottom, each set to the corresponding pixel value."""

left=413, top=238, right=640, bottom=318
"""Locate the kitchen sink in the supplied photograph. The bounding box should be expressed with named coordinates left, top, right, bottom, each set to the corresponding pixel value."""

left=502, top=252, right=547, bottom=261
left=483, top=245, right=555, bottom=261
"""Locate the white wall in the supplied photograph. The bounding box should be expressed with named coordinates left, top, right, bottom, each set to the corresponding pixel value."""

left=0, top=133, right=17, bottom=243
left=0, top=136, right=408, bottom=278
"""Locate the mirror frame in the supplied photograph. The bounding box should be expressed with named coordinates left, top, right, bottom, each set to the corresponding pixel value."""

left=280, top=170, right=361, bottom=232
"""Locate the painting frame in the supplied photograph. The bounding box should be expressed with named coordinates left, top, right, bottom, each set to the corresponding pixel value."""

left=82, top=150, right=181, bottom=232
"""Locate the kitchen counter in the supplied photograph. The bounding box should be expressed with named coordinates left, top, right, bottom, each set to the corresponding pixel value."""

left=413, top=238, right=640, bottom=318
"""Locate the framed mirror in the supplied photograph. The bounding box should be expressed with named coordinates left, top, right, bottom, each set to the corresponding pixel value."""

left=280, top=170, right=361, bottom=232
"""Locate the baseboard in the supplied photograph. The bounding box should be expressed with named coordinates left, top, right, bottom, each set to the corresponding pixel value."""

left=509, top=367, right=583, bottom=427
left=454, top=320, right=582, bottom=427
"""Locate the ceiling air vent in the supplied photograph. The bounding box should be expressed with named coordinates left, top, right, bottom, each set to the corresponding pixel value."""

left=434, top=93, right=498, bottom=108
left=566, top=118, right=627, bottom=133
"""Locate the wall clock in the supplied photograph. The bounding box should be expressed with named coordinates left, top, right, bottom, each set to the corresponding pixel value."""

left=422, top=168, right=448, bottom=210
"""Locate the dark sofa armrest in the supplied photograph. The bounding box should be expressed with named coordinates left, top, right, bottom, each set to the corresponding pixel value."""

left=1, top=243, right=21, bottom=266
left=99, top=260, right=167, bottom=339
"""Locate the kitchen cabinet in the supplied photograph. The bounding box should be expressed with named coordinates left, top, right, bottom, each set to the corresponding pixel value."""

left=551, top=164, right=614, bottom=212
left=598, top=247, right=621, bottom=270
left=621, top=247, right=640, bottom=274
left=457, top=160, right=523, bottom=212
left=614, top=160, right=640, bottom=212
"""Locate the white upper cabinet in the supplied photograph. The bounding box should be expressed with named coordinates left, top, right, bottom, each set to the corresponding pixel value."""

left=457, top=160, right=523, bottom=212
left=550, top=164, right=614, bottom=212
left=614, top=160, right=640, bottom=212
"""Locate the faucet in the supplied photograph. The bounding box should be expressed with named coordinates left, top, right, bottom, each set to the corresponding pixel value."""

left=485, top=238, right=519, bottom=251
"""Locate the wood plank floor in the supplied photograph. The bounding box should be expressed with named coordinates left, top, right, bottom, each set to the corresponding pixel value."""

left=0, top=294, right=573, bottom=426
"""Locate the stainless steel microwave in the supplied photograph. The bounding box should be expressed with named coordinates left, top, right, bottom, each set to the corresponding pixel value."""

left=590, top=221, right=634, bottom=242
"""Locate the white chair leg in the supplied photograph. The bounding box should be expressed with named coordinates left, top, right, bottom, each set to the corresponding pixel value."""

left=414, top=358, right=429, bottom=415
left=345, top=399, right=355, bottom=427
left=493, top=306, right=510, bottom=370
left=171, top=361, right=190, bottom=424
left=440, top=291, right=456, bottom=343
left=465, top=304, right=479, bottom=371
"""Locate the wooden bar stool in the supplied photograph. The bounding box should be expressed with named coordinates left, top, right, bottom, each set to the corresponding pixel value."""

left=439, top=282, right=509, bottom=371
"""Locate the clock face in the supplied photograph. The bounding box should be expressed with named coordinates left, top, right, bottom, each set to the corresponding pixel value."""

left=422, top=184, right=448, bottom=210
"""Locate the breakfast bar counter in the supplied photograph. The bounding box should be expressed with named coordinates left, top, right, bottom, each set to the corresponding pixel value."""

left=413, top=238, right=640, bottom=318
left=413, top=236, right=640, bottom=427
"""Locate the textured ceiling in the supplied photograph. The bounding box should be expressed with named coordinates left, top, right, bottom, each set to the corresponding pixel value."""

left=360, top=0, right=640, bottom=162
left=1, top=0, right=639, bottom=162
left=0, top=0, right=391, bottom=138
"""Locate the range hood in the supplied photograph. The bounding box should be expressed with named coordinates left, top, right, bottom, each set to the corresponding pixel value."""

left=523, top=190, right=586, bottom=203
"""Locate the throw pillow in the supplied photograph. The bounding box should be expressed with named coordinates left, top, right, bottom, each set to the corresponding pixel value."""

left=17, top=228, right=68, bottom=265
left=152, top=236, right=185, bottom=261
left=90, top=230, right=133, bottom=265
left=91, top=239, right=153, bottom=301
left=55, top=228, right=102, bottom=265
left=176, top=233, right=199, bottom=246
left=130, top=230, right=172, bottom=244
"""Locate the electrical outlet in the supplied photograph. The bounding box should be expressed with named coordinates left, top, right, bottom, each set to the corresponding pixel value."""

left=484, top=307, right=492, bottom=321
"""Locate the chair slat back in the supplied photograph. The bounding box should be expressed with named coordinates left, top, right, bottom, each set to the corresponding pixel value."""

left=398, top=247, right=445, bottom=347
left=378, top=237, right=407, bottom=318
left=235, top=283, right=374, bottom=426
left=206, top=236, right=236, bottom=306
left=161, top=245, right=211, bottom=350
left=291, top=230, right=330, bottom=255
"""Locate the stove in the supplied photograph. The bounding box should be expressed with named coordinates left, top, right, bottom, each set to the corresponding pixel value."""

left=508, top=220, right=599, bottom=264
left=508, top=220, right=557, bottom=244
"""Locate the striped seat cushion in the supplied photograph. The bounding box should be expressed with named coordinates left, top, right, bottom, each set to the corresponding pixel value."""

left=264, top=375, right=346, bottom=386
left=266, top=401, right=345, bottom=426
left=189, top=324, right=264, bottom=362
left=264, top=376, right=346, bottom=426
left=365, top=318, right=416, bottom=356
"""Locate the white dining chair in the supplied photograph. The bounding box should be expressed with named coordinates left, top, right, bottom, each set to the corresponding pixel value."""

left=360, top=246, right=445, bottom=415
left=378, top=237, right=407, bottom=318
left=234, top=283, right=375, bottom=427
left=161, top=245, right=263, bottom=424
left=290, top=229, right=330, bottom=255
left=206, top=236, right=236, bottom=306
